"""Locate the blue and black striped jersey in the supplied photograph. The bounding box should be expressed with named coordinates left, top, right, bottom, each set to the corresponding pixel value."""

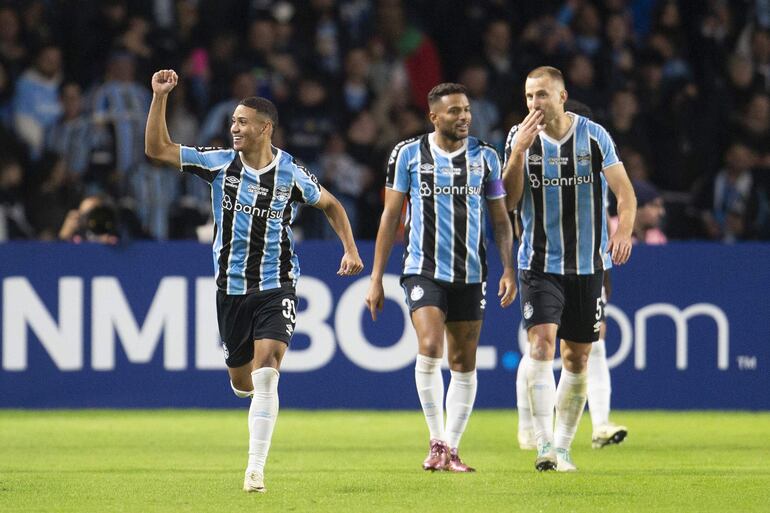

left=386, top=133, right=506, bottom=284
left=181, top=145, right=321, bottom=294
left=504, top=113, right=619, bottom=275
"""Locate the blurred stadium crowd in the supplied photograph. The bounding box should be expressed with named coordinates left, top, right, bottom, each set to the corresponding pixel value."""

left=0, top=0, right=768, bottom=243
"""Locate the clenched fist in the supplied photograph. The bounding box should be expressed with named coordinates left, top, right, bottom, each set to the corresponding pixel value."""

left=151, top=69, right=178, bottom=96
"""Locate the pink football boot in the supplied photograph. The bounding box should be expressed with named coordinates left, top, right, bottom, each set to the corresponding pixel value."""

left=422, top=439, right=449, bottom=471
left=447, top=448, right=476, bottom=472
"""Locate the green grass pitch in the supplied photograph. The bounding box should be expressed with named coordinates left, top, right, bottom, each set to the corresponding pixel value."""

left=1, top=410, right=768, bottom=512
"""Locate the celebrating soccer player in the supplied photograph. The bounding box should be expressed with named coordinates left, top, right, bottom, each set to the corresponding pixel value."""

left=365, top=83, right=517, bottom=472
left=515, top=100, right=628, bottom=452
left=502, top=67, right=637, bottom=472
left=145, top=69, right=363, bottom=493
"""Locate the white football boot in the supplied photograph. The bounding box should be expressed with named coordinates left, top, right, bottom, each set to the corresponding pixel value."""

left=243, top=470, right=266, bottom=493
left=591, top=423, right=628, bottom=449
left=555, top=448, right=577, bottom=472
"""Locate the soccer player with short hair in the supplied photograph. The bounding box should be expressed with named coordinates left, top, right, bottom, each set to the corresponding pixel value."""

left=515, top=99, right=628, bottom=452
left=503, top=67, right=637, bottom=472
left=365, top=83, right=517, bottom=472
left=145, top=69, right=363, bottom=493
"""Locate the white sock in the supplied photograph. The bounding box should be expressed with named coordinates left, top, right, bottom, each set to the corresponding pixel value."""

left=246, top=367, right=280, bottom=474
left=587, top=339, right=611, bottom=430
left=445, top=369, right=477, bottom=449
left=554, top=369, right=588, bottom=450
left=526, top=358, right=556, bottom=447
left=516, top=351, right=533, bottom=434
left=415, top=354, right=445, bottom=440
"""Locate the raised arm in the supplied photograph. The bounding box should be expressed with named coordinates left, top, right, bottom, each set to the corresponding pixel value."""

left=364, top=188, right=406, bottom=320
left=313, top=187, right=364, bottom=276
left=145, top=69, right=181, bottom=168
left=502, top=109, right=543, bottom=211
left=604, top=163, right=637, bottom=265
left=487, top=198, right=517, bottom=307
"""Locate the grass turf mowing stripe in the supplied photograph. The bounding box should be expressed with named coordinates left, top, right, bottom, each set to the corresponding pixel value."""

left=0, top=410, right=768, bottom=512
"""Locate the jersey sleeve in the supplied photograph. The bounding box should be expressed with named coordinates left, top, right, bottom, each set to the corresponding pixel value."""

left=502, top=124, right=520, bottom=169
left=385, top=140, right=411, bottom=193
left=593, top=125, right=621, bottom=170
left=180, top=146, right=234, bottom=183
left=292, top=162, right=322, bottom=205
left=482, top=146, right=506, bottom=200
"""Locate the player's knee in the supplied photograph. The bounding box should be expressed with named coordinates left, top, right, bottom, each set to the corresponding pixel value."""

left=563, top=351, right=589, bottom=372
left=528, top=336, right=555, bottom=360
left=417, top=336, right=444, bottom=358
left=447, top=351, right=475, bottom=372
left=230, top=380, right=253, bottom=398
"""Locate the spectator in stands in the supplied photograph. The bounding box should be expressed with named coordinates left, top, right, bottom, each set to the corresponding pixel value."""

left=569, top=2, right=603, bottom=57
left=724, top=54, right=762, bottom=116
left=58, top=194, right=120, bottom=244
left=459, top=62, right=499, bottom=144
left=0, top=157, right=34, bottom=241
left=0, top=6, right=27, bottom=80
left=607, top=89, right=652, bottom=170
left=46, top=82, right=91, bottom=177
left=339, top=47, right=374, bottom=122
left=565, top=53, right=605, bottom=116
left=734, top=93, right=770, bottom=165
left=199, top=71, right=257, bottom=146
left=696, top=142, right=766, bottom=242
left=285, top=75, right=335, bottom=169
left=599, top=12, right=637, bottom=90
left=480, top=19, right=517, bottom=113
left=319, top=132, right=373, bottom=237
left=0, top=61, right=12, bottom=124
left=89, top=51, right=151, bottom=179
left=11, top=44, right=63, bottom=160
left=630, top=180, right=667, bottom=244
left=26, top=155, right=79, bottom=240
left=376, top=0, right=443, bottom=111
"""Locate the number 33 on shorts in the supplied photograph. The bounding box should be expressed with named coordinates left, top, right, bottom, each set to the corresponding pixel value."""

left=282, top=298, right=297, bottom=336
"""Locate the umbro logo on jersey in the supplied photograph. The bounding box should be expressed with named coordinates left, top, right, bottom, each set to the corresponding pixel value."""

left=528, top=154, right=542, bottom=165
left=225, top=176, right=241, bottom=188
left=419, top=163, right=435, bottom=173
